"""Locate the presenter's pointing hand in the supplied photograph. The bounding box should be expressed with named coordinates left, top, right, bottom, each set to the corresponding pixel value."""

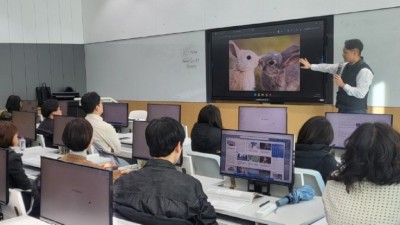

left=299, top=58, right=311, bottom=69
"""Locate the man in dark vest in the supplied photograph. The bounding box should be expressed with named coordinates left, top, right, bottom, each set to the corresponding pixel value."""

left=299, top=39, right=373, bottom=113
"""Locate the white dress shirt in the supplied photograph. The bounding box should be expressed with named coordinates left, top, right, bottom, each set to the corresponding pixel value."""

left=85, top=113, right=121, bottom=154
left=311, top=63, right=373, bottom=99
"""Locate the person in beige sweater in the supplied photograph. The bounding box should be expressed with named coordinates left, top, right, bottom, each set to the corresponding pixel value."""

left=323, top=122, right=400, bottom=225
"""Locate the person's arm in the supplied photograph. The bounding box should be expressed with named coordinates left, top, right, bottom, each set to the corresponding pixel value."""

left=340, top=68, right=373, bottom=98
left=9, top=152, right=31, bottom=190
left=299, top=58, right=339, bottom=74
left=104, top=124, right=122, bottom=153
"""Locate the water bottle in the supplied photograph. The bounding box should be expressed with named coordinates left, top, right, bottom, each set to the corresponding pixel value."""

left=19, top=136, right=26, bottom=151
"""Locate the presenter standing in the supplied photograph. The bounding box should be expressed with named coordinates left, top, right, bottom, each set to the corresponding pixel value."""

left=299, top=39, right=373, bottom=113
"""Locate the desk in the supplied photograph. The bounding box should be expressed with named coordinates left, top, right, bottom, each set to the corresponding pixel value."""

left=0, top=216, right=141, bottom=225
left=194, top=175, right=325, bottom=225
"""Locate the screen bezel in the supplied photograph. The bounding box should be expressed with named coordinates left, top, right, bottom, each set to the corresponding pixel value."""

left=131, top=121, right=183, bottom=166
left=220, top=129, right=294, bottom=186
left=206, top=15, right=334, bottom=103
left=0, top=148, right=9, bottom=205
left=11, top=111, right=37, bottom=141
left=238, top=106, right=288, bottom=133
left=102, top=103, right=129, bottom=127
left=325, top=112, right=394, bottom=149
left=146, top=104, right=181, bottom=122
left=40, top=156, right=113, bottom=225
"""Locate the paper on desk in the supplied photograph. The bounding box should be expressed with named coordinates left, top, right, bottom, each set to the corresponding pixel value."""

left=208, top=197, right=251, bottom=211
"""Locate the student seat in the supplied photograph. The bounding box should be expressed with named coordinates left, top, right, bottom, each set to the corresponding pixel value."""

left=0, top=189, right=31, bottom=220
left=186, top=151, right=223, bottom=179
left=294, top=167, right=325, bottom=196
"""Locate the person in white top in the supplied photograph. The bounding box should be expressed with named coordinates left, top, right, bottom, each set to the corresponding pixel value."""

left=299, top=39, right=373, bottom=113
left=323, top=122, right=400, bottom=225
left=81, top=92, right=121, bottom=154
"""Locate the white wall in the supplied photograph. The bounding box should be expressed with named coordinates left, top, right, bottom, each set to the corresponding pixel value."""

left=82, top=0, right=400, bottom=44
left=0, top=0, right=83, bottom=44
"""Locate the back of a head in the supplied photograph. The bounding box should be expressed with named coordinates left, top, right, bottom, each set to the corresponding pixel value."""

left=5, top=95, right=21, bottom=112
left=145, top=117, right=185, bottom=157
left=41, top=99, right=59, bottom=118
left=345, top=39, right=364, bottom=54
left=62, top=118, right=93, bottom=152
left=197, top=104, right=223, bottom=128
left=0, top=121, right=17, bottom=148
left=80, top=92, right=100, bottom=114
left=336, top=123, right=400, bottom=191
left=297, top=116, right=333, bottom=145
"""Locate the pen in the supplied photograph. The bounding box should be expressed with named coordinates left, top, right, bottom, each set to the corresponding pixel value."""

left=259, top=200, right=270, bottom=207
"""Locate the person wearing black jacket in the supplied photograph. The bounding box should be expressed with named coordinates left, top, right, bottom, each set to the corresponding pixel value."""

left=114, top=117, right=217, bottom=225
left=295, top=116, right=338, bottom=183
left=191, top=105, right=223, bottom=155
left=37, top=99, right=62, bottom=148
left=0, top=121, right=31, bottom=190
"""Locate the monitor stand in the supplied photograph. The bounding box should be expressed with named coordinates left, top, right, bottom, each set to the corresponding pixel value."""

left=247, top=180, right=271, bottom=196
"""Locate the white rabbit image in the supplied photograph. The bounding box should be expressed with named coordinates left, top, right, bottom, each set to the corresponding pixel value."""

left=229, top=41, right=259, bottom=91
left=259, top=45, right=300, bottom=91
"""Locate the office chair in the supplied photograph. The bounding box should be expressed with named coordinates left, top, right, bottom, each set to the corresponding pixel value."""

left=294, top=167, right=325, bottom=196
left=176, top=155, right=194, bottom=175
left=31, top=134, right=46, bottom=148
left=186, top=151, right=223, bottom=179
left=0, top=189, right=30, bottom=220
left=128, top=110, right=147, bottom=121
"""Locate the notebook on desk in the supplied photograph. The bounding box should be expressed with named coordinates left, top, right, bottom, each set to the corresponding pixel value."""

left=206, top=187, right=262, bottom=211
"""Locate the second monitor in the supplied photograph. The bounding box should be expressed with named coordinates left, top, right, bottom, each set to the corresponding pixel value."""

left=102, top=103, right=128, bottom=127
left=147, top=104, right=181, bottom=122
left=238, top=106, right=287, bottom=133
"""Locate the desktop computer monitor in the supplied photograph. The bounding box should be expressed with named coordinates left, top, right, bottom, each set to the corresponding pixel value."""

left=220, top=129, right=294, bottom=187
left=0, top=148, right=9, bottom=205
left=11, top=111, right=36, bottom=141
left=53, top=116, right=76, bottom=147
left=132, top=121, right=182, bottom=166
left=147, top=104, right=181, bottom=122
left=58, top=100, right=69, bottom=116
left=64, top=100, right=86, bottom=118
left=40, top=157, right=112, bottom=225
left=326, top=112, right=393, bottom=149
left=102, top=103, right=128, bottom=127
left=20, top=100, right=38, bottom=113
left=238, top=106, right=287, bottom=133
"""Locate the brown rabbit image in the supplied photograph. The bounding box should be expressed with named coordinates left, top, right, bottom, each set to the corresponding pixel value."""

left=229, top=41, right=260, bottom=91
left=259, top=45, right=300, bottom=91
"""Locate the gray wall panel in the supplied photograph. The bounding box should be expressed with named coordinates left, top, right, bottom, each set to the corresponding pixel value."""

left=50, top=44, right=64, bottom=92
left=37, top=45, right=52, bottom=86
left=24, top=44, right=39, bottom=100
left=61, top=45, right=75, bottom=90
left=0, top=44, right=13, bottom=106
left=73, top=45, right=86, bottom=95
left=10, top=45, right=27, bottom=99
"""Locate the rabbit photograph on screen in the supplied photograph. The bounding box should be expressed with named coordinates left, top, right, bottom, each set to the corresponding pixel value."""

left=228, top=34, right=300, bottom=92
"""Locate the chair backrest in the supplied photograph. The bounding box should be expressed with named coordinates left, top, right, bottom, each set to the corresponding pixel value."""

left=186, top=151, right=223, bottom=179
left=294, top=167, right=325, bottom=196
left=36, top=134, right=46, bottom=147
left=176, top=155, right=194, bottom=176
left=1, top=189, right=28, bottom=219
left=128, top=110, right=147, bottom=121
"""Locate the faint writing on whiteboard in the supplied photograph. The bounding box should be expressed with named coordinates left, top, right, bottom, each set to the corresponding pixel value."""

left=181, top=47, right=200, bottom=69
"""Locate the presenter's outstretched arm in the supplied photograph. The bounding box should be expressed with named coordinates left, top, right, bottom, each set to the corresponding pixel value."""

left=299, top=58, right=311, bottom=69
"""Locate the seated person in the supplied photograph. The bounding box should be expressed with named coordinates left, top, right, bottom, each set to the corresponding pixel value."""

left=0, top=95, right=21, bottom=121
left=0, top=121, right=31, bottom=190
left=81, top=92, right=121, bottom=154
left=191, top=105, right=223, bottom=155
left=114, top=117, right=217, bottom=224
left=323, top=123, right=400, bottom=224
left=295, top=116, right=338, bottom=183
left=37, top=99, right=62, bottom=148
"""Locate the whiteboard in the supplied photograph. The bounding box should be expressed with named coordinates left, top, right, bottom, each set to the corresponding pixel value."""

left=334, top=7, right=400, bottom=107
left=85, top=31, right=206, bottom=102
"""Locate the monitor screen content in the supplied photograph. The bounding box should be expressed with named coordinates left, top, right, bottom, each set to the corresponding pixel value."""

left=11, top=111, right=36, bottom=140
left=326, top=112, right=393, bottom=149
left=21, top=100, right=38, bottom=113
left=132, top=121, right=182, bottom=166
left=40, top=157, right=112, bottom=225
left=0, top=148, right=9, bottom=205
left=102, top=103, right=128, bottom=127
left=53, top=116, right=76, bottom=147
left=220, top=129, right=294, bottom=186
left=238, top=106, right=287, bottom=133
left=147, top=104, right=181, bottom=122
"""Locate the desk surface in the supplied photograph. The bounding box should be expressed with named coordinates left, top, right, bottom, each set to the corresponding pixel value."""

left=194, top=175, right=325, bottom=225
left=0, top=216, right=141, bottom=225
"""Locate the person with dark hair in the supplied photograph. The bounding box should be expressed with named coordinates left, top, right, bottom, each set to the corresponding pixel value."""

left=0, top=121, right=31, bottom=190
left=37, top=99, right=62, bottom=147
left=114, top=117, right=217, bottom=225
left=191, top=104, right=223, bottom=155
left=295, top=116, right=338, bottom=183
left=300, top=39, right=373, bottom=113
left=323, top=123, right=400, bottom=224
left=81, top=92, right=121, bottom=154
left=0, top=95, right=21, bottom=121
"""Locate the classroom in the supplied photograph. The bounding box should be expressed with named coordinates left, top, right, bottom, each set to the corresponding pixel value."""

left=1, top=1, right=400, bottom=224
